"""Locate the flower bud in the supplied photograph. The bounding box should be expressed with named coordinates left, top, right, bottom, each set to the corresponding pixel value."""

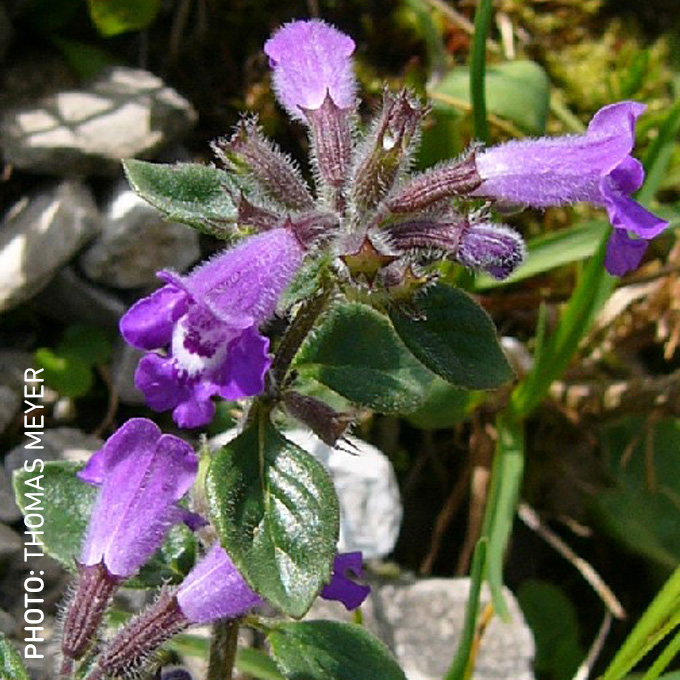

left=352, top=89, right=425, bottom=212
left=384, top=152, right=481, bottom=216
left=283, top=391, right=353, bottom=446
left=384, top=215, right=468, bottom=253
left=303, top=93, right=354, bottom=191
left=456, top=222, right=526, bottom=280
left=213, top=119, right=314, bottom=211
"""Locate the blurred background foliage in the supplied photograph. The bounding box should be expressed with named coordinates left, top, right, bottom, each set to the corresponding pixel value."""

left=3, top=0, right=680, bottom=678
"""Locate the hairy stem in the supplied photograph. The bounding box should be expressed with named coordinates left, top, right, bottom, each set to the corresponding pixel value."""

left=207, top=619, right=241, bottom=680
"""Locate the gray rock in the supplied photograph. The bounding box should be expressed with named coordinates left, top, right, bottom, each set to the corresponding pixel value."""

left=80, top=185, right=201, bottom=288
left=0, top=608, right=18, bottom=637
left=4, top=428, right=102, bottom=476
left=0, top=523, right=22, bottom=563
left=33, top=266, right=126, bottom=335
left=110, top=339, right=146, bottom=405
left=1, top=66, right=197, bottom=176
left=0, top=465, right=22, bottom=524
left=0, top=351, right=35, bottom=391
left=210, top=428, right=402, bottom=560
left=0, top=384, right=20, bottom=436
left=0, top=181, right=101, bottom=312
left=308, top=577, right=535, bottom=680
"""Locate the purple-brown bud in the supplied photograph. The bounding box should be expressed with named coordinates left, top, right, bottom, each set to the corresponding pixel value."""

left=352, top=89, right=425, bottom=211
left=88, top=590, right=189, bottom=680
left=283, top=391, right=353, bottom=446
left=303, top=93, right=354, bottom=192
left=287, top=210, right=340, bottom=249
left=236, top=194, right=282, bottom=231
left=384, top=215, right=468, bottom=254
left=456, top=222, right=526, bottom=280
left=213, top=118, right=314, bottom=211
left=61, top=562, right=122, bottom=664
left=384, top=152, right=482, bottom=216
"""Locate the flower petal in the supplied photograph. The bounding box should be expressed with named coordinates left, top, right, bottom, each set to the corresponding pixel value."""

left=120, top=285, right=187, bottom=350
left=135, top=354, right=187, bottom=412
left=264, top=19, right=356, bottom=121
left=80, top=420, right=198, bottom=577
left=604, top=230, right=649, bottom=276
left=176, top=544, right=262, bottom=624
left=217, top=326, right=271, bottom=400
left=320, top=552, right=371, bottom=610
left=600, top=179, right=669, bottom=238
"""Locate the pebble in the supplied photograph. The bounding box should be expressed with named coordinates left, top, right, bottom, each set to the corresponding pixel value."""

left=80, top=185, right=201, bottom=288
left=308, top=577, right=535, bottom=680
left=0, top=181, right=100, bottom=312
left=1, top=66, right=197, bottom=176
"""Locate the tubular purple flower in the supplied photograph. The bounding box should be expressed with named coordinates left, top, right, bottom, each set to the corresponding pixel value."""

left=86, top=546, right=370, bottom=679
left=78, top=418, right=198, bottom=577
left=264, top=19, right=357, bottom=122
left=176, top=545, right=370, bottom=624
left=120, top=229, right=304, bottom=428
left=61, top=419, right=198, bottom=667
left=472, top=101, right=668, bottom=276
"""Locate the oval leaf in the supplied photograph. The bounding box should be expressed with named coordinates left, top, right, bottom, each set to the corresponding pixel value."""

left=431, top=60, right=550, bottom=135
left=122, top=160, right=242, bottom=237
left=268, top=621, right=407, bottom=680
left=390, top=284, right=514, bottom=390
left=0, top=633, right=30, bottom=680
left=206, top=421, right=340, bottom=618
left=295, top=303, right=433, bottom=414
left=12, top=462, right=194, bottom=587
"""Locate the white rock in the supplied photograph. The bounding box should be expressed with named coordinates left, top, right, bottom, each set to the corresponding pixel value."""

left=210, top=428, right=402, bottom=559
left=80, top=186, right=201, bottom=288
left=308, top=578, right=535, bottom=680
left=1, top=66, right=197, bottom=175
left=0, top=181, right=100, bottom=312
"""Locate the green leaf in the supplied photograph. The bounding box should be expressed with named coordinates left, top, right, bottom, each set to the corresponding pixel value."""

left=87, top=0, right=161, bottom=36
left=296, top=303, right=434, bottom=414
left=237, top=648, right=286, bottom=680
left=474, top=220, right=610, bottom=290
left=34, top=348, right=93, bottom=398
left=13, top=462, right=96, bottom=568
left=12, top=462, right=195, bottom=587
left=206, top=420, right=340, bottom=618
left=51, top=37, right=118, bottom=80
left=0, top=633, right=30, bottom=680
left=390, top=284, right=514, bottom=390
left=122, top=160, right=243, bottom=237
left=268, top=621, right=407, bottom=680
left=58, top=324, right=113, bottom=366
left=518, top=580, right=583, bottom=680
left=405, top=377, right=483, bottom=430
left=431, top=60, right=550, bottom=135
left=591, top=417, right=680, bottom=569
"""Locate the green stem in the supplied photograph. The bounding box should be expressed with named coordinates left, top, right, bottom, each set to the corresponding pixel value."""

left=470, top=0, right=494, bottom=143
left=207, top=619, right=240, bottom=680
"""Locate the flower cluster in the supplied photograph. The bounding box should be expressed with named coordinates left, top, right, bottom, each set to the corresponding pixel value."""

left=119, top=18, right=666, bottom=429
left=60, top=420, right=370, bottom=679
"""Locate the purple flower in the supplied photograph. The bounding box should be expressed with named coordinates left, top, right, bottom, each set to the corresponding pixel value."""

left=78, top=418, right=198, bottom=577
left=264, top=19, right=357, bottom=122
left=176, top=544, right=370, bottom=624
left=120, top=229, right=304, bottom=428
left=473, top=101, right=668, bottom=276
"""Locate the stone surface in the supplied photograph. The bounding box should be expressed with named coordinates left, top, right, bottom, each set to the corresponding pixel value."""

left=33, top=266, right=126, bottom=335
left=0, top=181, right=101, bottom=312
left=4, top=428, right=102, bottom=476
left=307, top=577, right=535, bottom=680
left=0, top=466, right=21, bottom=524
left=1, top=66, right=197, bottom=175
left=80, top=185, right=201, bottom=288
left=0, top=523, right=22, bottom=563
left=110, top=339, right=146, bottom=405
left=0, top=384, right=20, bottom=436
left=210, top=428, right=402, bottom=559
left=0, top=351, right=34, bottom=391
